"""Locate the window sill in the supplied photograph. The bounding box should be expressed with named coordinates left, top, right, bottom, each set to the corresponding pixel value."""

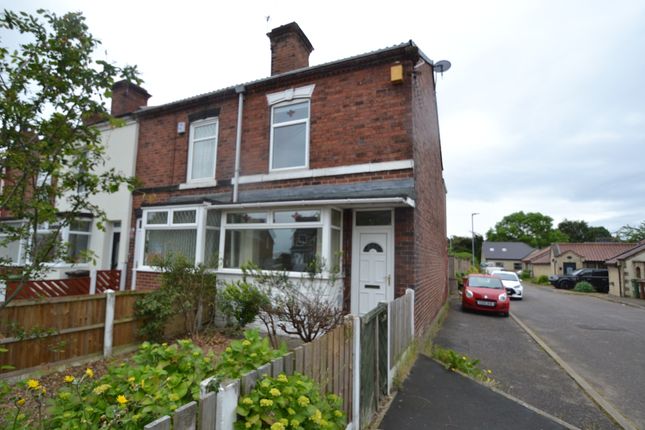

left=178, top=180, right=218, bottom=190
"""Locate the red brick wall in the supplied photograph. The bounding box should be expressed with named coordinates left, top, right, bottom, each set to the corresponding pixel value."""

left=395, top=207, right=415, bottom=298
left=134, top=60, right=414, bottom=190
left=135, top=271, right=162, bottom=291
left=410, top=62, right=449, bottom=335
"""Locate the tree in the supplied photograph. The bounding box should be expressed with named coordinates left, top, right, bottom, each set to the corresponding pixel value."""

left=557, top=219, right=613, bottom=242
left=0, top=9, right=139, bottom=306
left=615, top=221, right=645, bottom=242
left=449, top=234, right=483, bottom=261
left=486, top=211, right=566, bottom=248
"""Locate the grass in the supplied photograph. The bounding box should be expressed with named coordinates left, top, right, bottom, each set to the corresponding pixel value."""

left=432, top=345, right=495, bottom=385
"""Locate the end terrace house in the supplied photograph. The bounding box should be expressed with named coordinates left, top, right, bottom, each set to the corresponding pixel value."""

left=128, top=23, right=448, bottom=333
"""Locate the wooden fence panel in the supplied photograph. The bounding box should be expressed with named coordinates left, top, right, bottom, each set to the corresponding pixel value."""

left=389, top=291, right=413, bottom=366
left=0, top=291, right=149, bottom=373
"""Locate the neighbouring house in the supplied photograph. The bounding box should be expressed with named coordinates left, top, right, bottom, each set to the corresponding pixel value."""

left=549, top=242, right=634, bottom=276
left=0, top=80, right=149, bottom=293
left=605, top=240, right=645, bottom=298
left=127, top=22, right=448, bottom=333
left=481, top=241, right=534, bottom=272
left=522, top=247, right=551, bottom=278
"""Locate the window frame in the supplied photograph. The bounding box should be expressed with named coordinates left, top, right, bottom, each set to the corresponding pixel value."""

left=186, top=117, right=219, bottom=183
left=269, top=99, right=311, bottom=172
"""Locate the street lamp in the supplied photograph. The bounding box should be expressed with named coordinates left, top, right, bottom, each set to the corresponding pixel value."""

left=471, top=212, right=479, bottom=268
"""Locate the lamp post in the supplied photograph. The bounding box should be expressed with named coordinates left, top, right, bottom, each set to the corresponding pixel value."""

left=471, top=212, right=479, bottom=268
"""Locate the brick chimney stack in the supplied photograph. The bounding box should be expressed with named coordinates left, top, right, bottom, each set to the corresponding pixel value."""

left=267, top=22, right=314, bottom=76
left=110, top=80, right=151, bottom=117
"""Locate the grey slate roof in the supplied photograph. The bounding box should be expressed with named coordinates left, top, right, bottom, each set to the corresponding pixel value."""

left=482, top=241, right=534, bottom=260
left=166, top=178, right=415, bottom=206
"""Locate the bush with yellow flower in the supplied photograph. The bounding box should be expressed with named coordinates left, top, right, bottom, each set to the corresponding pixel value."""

left=236, top=372, right=345, bottom=430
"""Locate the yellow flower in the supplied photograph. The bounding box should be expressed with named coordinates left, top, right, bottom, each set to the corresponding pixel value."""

left=269, top=388, right=281, bottom=397
left=487, top=369, right=493, bottom=374
left=297, top=395, right=310, bottom=406
left=116, top=395, right=128, bottom=405
left=85, top=368, right=94, bottom=378
left=242, top=397, right=253, bottom=405
left=16, top=398, right=26, bottom=406
left=287, top=407, right=296, bottom=415
left=225, top=347, right=232, bottom=353
left=270, top=422, right=285, bottom=430
left=41, top=387, right=46, bottom=395
left=245, top=423, right=253, bottom=429
left=242, top=340, right=251, bottom=347
left=128, top=376, right=136, bottom=383
left=259, top=398, right=273, bottom=407
left=291, top=419, right=300, bottom=427
left=140, top=379, right=145, bottom=388
left=277, top=374, right=288, bottom=383
left=260, top=380, right=271, bottom=388
left=334, top=410, right=343, bottom=417
left=279, top=418, right=288, bottom=425
left=309, top=409, right=322, bottom=424
left=64, top=375, right=75, bottom=383
left=462, top=356, right=467, bottom=360
left=26, top=379, right=40, bottom=390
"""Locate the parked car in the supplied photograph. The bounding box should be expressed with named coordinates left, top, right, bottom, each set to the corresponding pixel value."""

left=484, top=265, right=505, bottom=275
left=492, top=270, right=524, bottom=299
left=549, top=268, right=609, bottom=293
left=461, top=274, right=510, bottom=317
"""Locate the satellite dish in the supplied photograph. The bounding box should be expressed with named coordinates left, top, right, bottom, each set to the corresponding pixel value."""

left=434, top=60, right=451, bottom=74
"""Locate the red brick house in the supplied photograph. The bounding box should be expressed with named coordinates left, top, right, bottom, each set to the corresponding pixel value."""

left=128, top=23, right=448, bottom=333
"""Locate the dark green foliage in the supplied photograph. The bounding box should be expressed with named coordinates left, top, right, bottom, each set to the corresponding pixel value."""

left=536, top=275, right=550, bottom=285
left=219, top=280, right=269, bottom=329
left=486, top=211, right=567, bottom=248
left=557, top=219, right=614, bottom=242
left=573, top=281, right=595, bottom=293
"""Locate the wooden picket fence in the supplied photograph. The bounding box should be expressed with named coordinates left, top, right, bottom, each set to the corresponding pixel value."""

left=0, top=291, right=145, bottom=373
left=389, top=289, right=414, bottom=364
left=144, top=317, right=355, bottom=430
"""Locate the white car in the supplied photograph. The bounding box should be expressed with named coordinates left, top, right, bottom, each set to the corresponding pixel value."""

left=492, top=270, right=524, bottom=299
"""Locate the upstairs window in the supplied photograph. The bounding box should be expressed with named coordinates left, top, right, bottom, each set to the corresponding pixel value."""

left=187, top=118, right=218, bottom=182
left=270, top=101, right=310, bottom=171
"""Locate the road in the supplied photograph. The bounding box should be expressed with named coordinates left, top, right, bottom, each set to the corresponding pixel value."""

left=435, top=290, right=618, bottom=430
left=511, top=284, right=645, bottom=429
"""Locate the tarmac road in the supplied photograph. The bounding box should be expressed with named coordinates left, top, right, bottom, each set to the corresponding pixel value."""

left=434, top=292, right=618, bottom=430
left=511, top=284, right=645, bottom=429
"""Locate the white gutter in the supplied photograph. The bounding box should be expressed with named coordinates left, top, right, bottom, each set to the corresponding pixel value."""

left=202, top=197, right=415, bottom=210
left=232, top=85, right=245, bottom=203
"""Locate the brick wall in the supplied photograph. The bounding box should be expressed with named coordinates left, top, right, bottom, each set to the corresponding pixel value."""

left=410, top=61, right=449, bottom=335
left=395, top=207, right=415, bottom=298
left=134, top=61, right=414, bottom=190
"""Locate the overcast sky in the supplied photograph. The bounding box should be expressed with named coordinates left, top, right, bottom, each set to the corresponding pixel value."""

left=3, top=0, right=644, bottom=237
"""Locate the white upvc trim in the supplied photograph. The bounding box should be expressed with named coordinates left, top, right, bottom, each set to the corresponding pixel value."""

left=269, top=99, right=310, bottom=172
left=236, top=159, right=414, bottom=185
left=266, top=84, right=316, bottom=106
left=205, top=197, right=415, bottom=210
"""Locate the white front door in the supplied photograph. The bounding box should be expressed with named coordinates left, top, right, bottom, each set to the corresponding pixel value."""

left=358, top=232, right=390, bottom=315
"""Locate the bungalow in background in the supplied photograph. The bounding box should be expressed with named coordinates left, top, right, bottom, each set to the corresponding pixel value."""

left=481, top=241, right=534, bottom=272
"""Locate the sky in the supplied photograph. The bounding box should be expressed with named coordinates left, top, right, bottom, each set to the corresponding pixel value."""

left=2, top=0, right=644, bottom=237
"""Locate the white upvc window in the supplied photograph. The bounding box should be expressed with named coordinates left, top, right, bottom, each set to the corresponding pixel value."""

left=270, top=100, right=310, bottom=171
left=141, top=207, right=202, bottom=267
left=187, top=118, right=219, bottom=182
left=220, top=208, right=342, bottom=275
left=0, top=221, right=25, bottom=265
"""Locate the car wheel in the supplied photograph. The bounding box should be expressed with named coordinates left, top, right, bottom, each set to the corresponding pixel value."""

left=501, top=312, right=509, bottom=318
left=560, top=280, right=573, bottom=290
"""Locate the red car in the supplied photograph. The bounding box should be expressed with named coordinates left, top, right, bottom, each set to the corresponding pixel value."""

left=461, top=274, right=510, bottom=317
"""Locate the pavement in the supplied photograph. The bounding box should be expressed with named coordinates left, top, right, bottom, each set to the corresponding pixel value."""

left=379, top=354, right=570, bottom=430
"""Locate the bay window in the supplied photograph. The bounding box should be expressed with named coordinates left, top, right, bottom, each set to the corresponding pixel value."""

left=138, top=206, right=342, bottom=275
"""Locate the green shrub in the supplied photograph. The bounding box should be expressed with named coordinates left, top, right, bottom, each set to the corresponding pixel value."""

left=215, top=329, right=286, bottom=379
left=573, top=281, right=595, bottom=293
left=235, top=372, right=345, bottom=430
left=47, top=339, right=216, bottom=429
left=220, top=280, right=269, bottom=329
left=536, top=275, right=550, bottom=285
left=433, top=346, right=494, bottom=384
left=135, top=254, right=217, bottom=340
left=520, top=270, right=532, bottom=280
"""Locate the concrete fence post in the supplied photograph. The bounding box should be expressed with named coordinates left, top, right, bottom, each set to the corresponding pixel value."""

left=216, top=379, right=240, bottom=430
left=385, top=300, right=392, bottom=395
left=89, top=269, right=97, bottom=295
left=406, top=288, right=415, bottom=338
left=352, top=315, right=361, bottom=430
left=118, top=262, right=127, bottom=291
left=103, top=289, right=115, bottom=357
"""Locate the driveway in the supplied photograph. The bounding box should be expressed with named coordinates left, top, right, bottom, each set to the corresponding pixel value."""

left=511, top=284, right=645, bottom=429
left=434, top=293, right=617, bottom=430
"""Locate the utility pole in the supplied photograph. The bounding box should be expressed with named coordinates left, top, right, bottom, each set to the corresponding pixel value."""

left=471, top=212, right=479, bottom=268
